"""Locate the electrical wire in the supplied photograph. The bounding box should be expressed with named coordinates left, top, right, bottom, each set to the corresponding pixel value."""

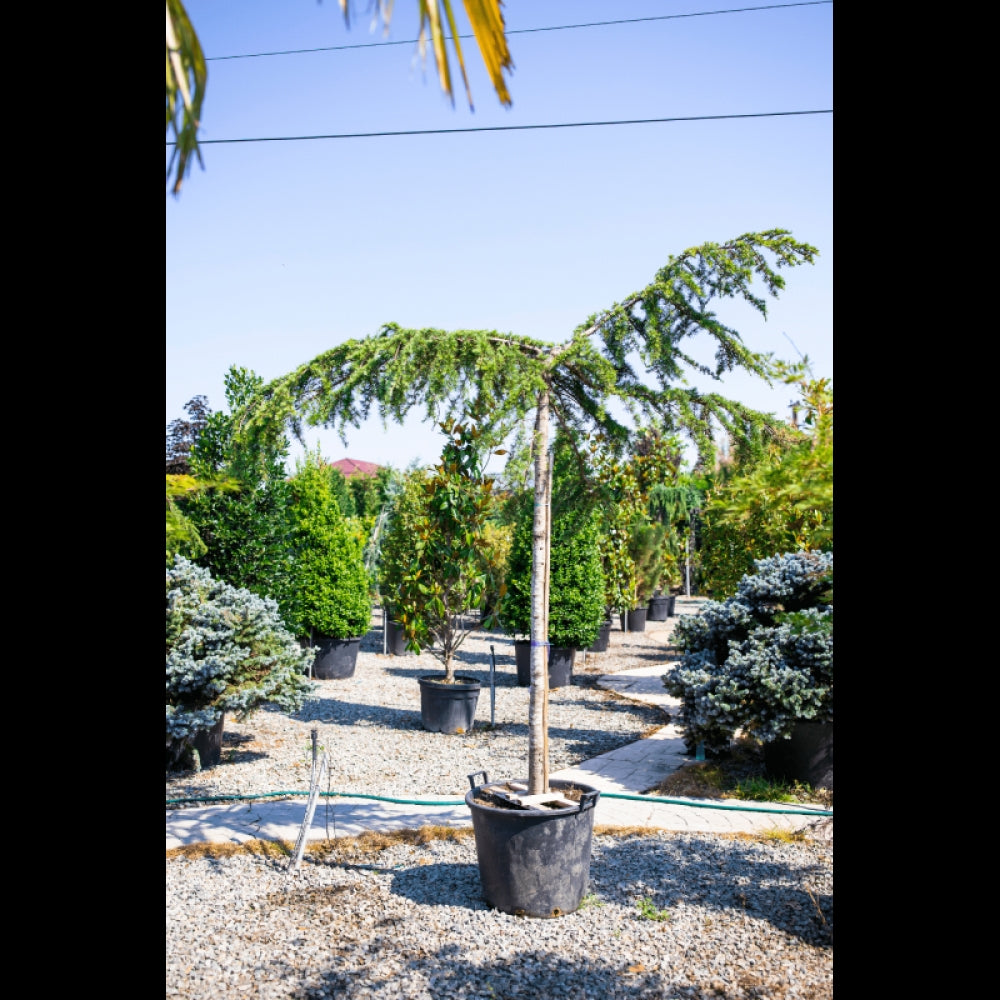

left=168, top=109, right=832, bottom=147
left=206, top=3, right=833, bottom=62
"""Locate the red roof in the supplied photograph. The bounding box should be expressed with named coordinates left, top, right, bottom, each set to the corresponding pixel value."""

left=328, top=458, right=382, bottom=479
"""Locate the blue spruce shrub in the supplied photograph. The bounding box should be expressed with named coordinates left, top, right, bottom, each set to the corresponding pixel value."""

left=166, top=556, right=316, bottom=770
left=663, top=550, right=832, bottom=750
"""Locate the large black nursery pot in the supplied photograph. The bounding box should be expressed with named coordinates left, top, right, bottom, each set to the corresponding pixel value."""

left=619, top=607, right=647, bottom=633
left=418, top=675, right=481, bottom=733
left=763, top=721, right=833, bottom=791
left=587, top=618, right=612, bottom=653
left=167, top=713, right=226, bottom=771
left=312, top=635, right=362, bottom=679
left=646, top=592, right=671, bottom=621
left=513, top=641, right=575, bottom=688
left=191, top=713, right=226, bottom=768
left=384, top=618, right=414, bottom=656
left=465, top=772, right=601, bottom=918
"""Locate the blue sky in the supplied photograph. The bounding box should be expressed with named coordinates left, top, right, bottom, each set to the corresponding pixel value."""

left=166, top=0, right=833, bottom=473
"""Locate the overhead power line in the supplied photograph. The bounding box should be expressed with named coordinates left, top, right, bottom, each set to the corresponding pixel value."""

left=206, top=2, right=833, bottom=62
left=166, top=109, right=832, bottom=148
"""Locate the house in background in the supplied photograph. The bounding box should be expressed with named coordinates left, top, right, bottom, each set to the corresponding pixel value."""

left=329, top=458, right=382, bottom=479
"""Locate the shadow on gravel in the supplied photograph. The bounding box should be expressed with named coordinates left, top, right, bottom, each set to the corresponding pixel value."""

left=377, top=834, right=832, bottom=947
left=308, top=943, right=676, bottom=999
left=591, top=834, right=833, bottom=948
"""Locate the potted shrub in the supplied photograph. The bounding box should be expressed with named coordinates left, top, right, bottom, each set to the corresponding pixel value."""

left=371, top=472, right=419, bottom=656
left=390, top=418, right=507, bottom=733
left=502, top=440, right=606, bottom=686
left=166, top=556, right=315, bottom=771
left=284, top=448, right=372, bottom=679
left=663, top=549, right=833, bottom=789
left=594, top=462, right=647, bottom=634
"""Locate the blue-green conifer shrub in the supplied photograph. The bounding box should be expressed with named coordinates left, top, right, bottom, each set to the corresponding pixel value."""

left=663, top=550, right=832, bottom=750
left=166, top=556, right=315, bottom=770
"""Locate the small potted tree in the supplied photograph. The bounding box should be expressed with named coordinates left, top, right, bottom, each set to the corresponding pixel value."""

left=166, top=556, right=315, bottom=771
left=663, top=549, right=833, bottom=789
left=284, top=448, right=372, bottom=679
left=391, top=418, right=507, bottom=733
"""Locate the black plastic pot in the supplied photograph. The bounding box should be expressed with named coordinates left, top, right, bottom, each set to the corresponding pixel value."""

left=587, top=619, right=612, bottom=653
left=763, top=721, right=833, bottom=790
left=465, top=772, right=601, bottom=918
left=513, top=641, right=575, bottom=688
left=418, top=675, right=481, bottom=733
left=619, top=607, right=647, bottom=633
left=191, top=714, right=225, bottom=768
left=385, top=619, right=414, bottom=656
left=646, top=595, right=671, bottom=621
left=312, top=636, right=362, bottom=679
left=666, top=594, right=677, bottom=617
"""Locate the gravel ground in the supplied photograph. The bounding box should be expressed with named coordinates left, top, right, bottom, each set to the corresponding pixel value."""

left=166, top=612, right=682, bottom=806
left=167, top=608, right=833, bottom=999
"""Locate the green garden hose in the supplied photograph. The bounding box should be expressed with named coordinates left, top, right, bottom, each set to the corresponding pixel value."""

left=165, top=788, right=832, bottom=817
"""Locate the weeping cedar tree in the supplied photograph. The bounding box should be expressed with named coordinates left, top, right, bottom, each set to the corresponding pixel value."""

left=234, top=229, right=819, bottom=795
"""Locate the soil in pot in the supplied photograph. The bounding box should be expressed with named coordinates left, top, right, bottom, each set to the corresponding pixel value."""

left=465, top=774, right=601, bottom=918
left=513, top=641, right=575, bottom=688
left=418, top=675, right=481, bottom=734
left=312, top=635, right=362, bottom=679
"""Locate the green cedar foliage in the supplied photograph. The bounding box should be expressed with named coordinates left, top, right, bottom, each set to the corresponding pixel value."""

left=235, top=231, right=819, bottom=472
left=284, top=448, right=372, bottom=641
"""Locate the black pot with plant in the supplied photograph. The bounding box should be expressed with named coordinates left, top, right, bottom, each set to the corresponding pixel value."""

left=284, top=449, right=372, bottom=679
left=502, top=446, right=605, bottom=687
left=166, top=557, right=314, bottom=771
left=664, top=550, right=833, bottom=789
left=386, top=419, right=506, bottom=732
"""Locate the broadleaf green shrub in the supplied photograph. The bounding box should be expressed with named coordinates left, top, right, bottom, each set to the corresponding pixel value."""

left=663, top=550, right=832, bottom=749
left=504, top=498, right=606, bottom=648
left=283, top=449, right=371, bottom=640
left=502, top=432, right=607, bottom=649
left=166, top=556, right=315, bottom=770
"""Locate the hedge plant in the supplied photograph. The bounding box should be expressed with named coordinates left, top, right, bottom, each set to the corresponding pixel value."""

left=503, top=434, right=606, bottom=648
left=166, top=556, right=314, bottom=770
left=663, top=549, right=832, bottom=752
left=283, top=448, right=371, bottom=642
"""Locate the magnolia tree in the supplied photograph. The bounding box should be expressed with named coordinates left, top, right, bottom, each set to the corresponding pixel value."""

left=235, top=229, right=819, bottom=795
